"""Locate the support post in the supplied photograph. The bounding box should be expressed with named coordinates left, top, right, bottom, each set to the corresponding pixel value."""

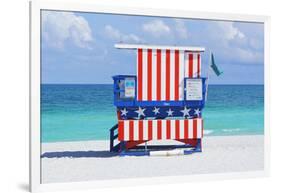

left=120, top=141, right=126, bottom=153
left=196, top=139, right=202, bottom=152
left=205, top=50, right=212, bottom=102
left=145, top=142, right=147, bottom=152
left=109, top=127, right=114, bottom=152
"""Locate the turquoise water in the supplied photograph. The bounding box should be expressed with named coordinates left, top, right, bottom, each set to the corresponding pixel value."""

left=41, top=84, right=264, bottom=142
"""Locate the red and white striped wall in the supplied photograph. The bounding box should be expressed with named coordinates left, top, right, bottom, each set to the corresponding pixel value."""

left=137, top=49, right=201, bottom=101
left=185, top=52, right=201, bottom=78
left=118, top=118, right=203, bottom=141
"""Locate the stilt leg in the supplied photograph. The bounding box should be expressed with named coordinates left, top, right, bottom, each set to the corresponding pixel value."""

left=120, top=141, right=126, bottom=152
left=145, top=142, right=147, bottom=152
left=195, top=139, right=202, bottom=152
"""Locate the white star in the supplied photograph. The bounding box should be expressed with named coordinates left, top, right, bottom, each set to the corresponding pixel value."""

left=135, top=107, right=146, bottom=118
left=194, top=108, right=201, bottom=117
left=152, top=107, right=160, bottom=115
left=180, top=106, right=191, bottom=117
left=120, top=108, right=128, bottom=116
left=166, top=108, right=174, bottom=116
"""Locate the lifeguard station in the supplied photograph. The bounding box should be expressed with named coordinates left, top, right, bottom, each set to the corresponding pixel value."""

left=109, top=44, right=206, bottom=156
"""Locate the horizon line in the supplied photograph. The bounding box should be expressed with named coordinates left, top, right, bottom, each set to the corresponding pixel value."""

left=41, top=83, right=264, bottom=86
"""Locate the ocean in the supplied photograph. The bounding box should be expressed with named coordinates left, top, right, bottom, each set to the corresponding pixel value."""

left=41, top=84, right=264, bottom=142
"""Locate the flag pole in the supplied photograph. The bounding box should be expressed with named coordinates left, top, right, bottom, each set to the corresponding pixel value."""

left=205, top=50, right=212, bottom=102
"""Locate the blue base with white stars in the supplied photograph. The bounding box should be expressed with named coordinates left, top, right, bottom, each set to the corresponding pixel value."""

left=118, top=106, right=202, bottom=120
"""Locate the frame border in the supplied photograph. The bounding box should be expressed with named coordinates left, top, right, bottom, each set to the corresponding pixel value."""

left=30, top=0, right=270, bottom=192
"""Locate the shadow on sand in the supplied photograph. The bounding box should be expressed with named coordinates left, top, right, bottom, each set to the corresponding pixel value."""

left=41, top=150, right=118, bottom=158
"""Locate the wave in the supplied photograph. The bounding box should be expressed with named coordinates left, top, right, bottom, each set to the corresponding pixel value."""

left=203, top=130, right=214, bottom=135
left=222, top=128, right=241, bottom=132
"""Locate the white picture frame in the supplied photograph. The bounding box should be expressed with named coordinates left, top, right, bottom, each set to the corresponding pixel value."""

left=30, top=0, right=270, bottom=192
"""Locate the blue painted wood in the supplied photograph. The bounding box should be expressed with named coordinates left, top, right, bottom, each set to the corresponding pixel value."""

left=112, top=75, right=207, bottom=108
left=119, top=151, right=150, bottom=156
left=117, top=106, right=202, bottom=120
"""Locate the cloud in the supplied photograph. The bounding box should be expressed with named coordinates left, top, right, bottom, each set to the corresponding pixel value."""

left=142, top=19, right=188, bottom=40
left=216, top=22, right=245, bottom=40
left=142, top=19, right=171, bottom=37
left=104, top=25, right=141, bottom=43
left=249, top=38, right=263, bottom=50
left=235, top=47, right=263, bottom=64
left=204, top=21, right=263, bottom=65
left=42, top=11, right=93, bottom=49
left=174, top=19, right=188, bottom=39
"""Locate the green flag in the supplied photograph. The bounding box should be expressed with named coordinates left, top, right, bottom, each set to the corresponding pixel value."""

left=210, top=53, right=223, bottom=76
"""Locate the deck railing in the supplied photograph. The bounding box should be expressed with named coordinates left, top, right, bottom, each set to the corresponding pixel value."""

left=109, top=123, right=119, bottom=152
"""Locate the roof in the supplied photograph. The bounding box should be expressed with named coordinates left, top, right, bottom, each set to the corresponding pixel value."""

left=115, top=43, right=205, bottom=52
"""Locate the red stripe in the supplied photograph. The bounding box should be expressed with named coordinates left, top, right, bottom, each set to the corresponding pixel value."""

left=147, top=49, right=152, bottom=101
left=166, top=50, right=170, bottom=100
left=193, top=119, right=197, bottom=139
left=129, top=120, right=134, bottom=141
left=185, top=52, right=188, bottom=77
left=201, top=119, right=203, bottom=138
left=156, top=49, right=161, bottom=101
left=166, top=120, right=171, bottom=139
left=157, top=120, right=162, bottom=140
left=175, top=120, right=180, bottom=139
left=137, top=49, right=143, bottom=100
left=184, top=119, right=188, bottom=139
left=139, top=120, right=143, bottom=141
left=197, top=53, right=200, bottom=77
left=175, top=50, right=179, bottom=100
left=188, top=53, right=193, bottom=78
left=148, top=120, right=153, bottom=140
left=118, top=121, right=124, bottom=141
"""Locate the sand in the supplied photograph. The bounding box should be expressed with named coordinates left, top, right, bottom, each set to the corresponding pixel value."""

left=41, top=135, right=264, bottom=183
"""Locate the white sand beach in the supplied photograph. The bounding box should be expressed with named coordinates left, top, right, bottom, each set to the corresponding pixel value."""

left=41, top=135, right=264, bottom=184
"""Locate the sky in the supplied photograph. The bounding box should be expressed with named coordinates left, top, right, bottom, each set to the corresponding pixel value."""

left=41, top=10, right=264, bottom=85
